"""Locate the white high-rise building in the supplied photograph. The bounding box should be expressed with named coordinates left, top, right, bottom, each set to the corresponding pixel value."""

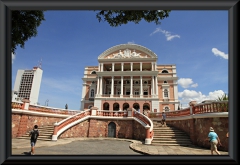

left=12, top=66, right=43, bottom=105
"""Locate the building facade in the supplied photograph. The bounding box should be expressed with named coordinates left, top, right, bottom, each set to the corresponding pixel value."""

left=80, top=44, right=179, bottom=113
left=12, top=66, right=43, bottom=105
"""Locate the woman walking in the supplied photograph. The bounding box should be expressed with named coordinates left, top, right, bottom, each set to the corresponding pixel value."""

left=206, top=127, right=222, bottom=155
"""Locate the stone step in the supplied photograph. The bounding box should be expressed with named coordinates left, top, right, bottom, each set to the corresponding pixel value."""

left=152, top=140, right=192, bottom=143
left=153, top=130, right=186, bottom=134
left=151, top=143, right=193, bottom=146
left=17, top=136, right=52, bottom=140
left=152, top=138, right=190, bottom=141
left=153, top=132, right=186, bottom=135
left=18, top=125, right=54, bottom=141
left=153, top=136, right=190, bottom=139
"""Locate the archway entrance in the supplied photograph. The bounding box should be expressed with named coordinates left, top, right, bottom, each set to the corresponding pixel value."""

left=123, top=103, right=129, bottom=110
left=143, top=103, right=150, bottom=115
left=133, top=103, right=140, bottom=110
left=143, top=103, right=150, bottom=111
left=108, top=122, right=116, bottom=137
left=103, top=102, right=109, bottom=110
left=113, top=103, right=119, bottom=111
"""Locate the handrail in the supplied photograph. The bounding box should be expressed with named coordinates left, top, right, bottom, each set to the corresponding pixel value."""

left=52, top=110, right=91, bottom=140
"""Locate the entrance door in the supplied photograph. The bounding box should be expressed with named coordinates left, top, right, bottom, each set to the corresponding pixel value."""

left=108, top=122, right=116, bottom=137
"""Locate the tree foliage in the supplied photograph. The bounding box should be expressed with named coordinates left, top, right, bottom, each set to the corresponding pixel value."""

left=12, top=11, right=45, bottom=54
left=216, top=93, right=228, bottom=101
left=11, top=10, right=171, bottom=54
left=95, top=10, right=171, bottom=27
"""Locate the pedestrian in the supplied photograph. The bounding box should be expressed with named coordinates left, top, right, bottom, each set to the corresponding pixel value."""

left=29, top=125, right=39, bottom=155
left=206, top=127, right=222, bottom=155
left=65, top=104, right=68, bottom=109
left=162, top=112, right=166, bottom=127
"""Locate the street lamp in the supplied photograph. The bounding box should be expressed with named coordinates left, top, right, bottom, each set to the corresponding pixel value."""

left=45, top=99, right=49, bottom=106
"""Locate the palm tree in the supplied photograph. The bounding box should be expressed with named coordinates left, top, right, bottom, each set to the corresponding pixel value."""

left=216, top=93, right=228, bottom=112
left=217, top=93, right=228, bottom=101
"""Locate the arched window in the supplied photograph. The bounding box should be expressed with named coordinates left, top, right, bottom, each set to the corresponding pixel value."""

left=164, top=89, right=168, bottom=97
left=164, top=107, right=169, bottom=111
left=90, top=89, right=94, bottom=97
left=88, top=105, right=93, bottom=109
left=91, top=71, right=96, bottom=74
left=162, top=70, right=168, bottom=73
left=164, top=81, right=167, bottom=84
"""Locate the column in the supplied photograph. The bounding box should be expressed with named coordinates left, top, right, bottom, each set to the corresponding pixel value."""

left=140, top=76, right=143, bottom=98
left=140, top=62, right=142, bottom=71
left=121, top=63, right=124, bottom=71
left=112, top=63, right=115, bottom=72
left=100, top=77, right=103, bottom=96
left=96, top=76, right=100, bottom=96
left=101, top=63, right=103, bottom=71
left=130, top=76, right=133, bottom=98
left=152, top=76, right=155, bottom=96
left=131, top=62, right=133, bottom=71
left=98, top=63, right=100, bottom=71
left=151, top=62, right=154, bottom=71
left=120, top=76, right=123, bottom=98
left=155, top=76, right=158, bottom=96
left=111, top=76, right=114, bottom=97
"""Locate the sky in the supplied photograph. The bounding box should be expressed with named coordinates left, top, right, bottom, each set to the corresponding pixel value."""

left=12, top=10, right=228, bottom=110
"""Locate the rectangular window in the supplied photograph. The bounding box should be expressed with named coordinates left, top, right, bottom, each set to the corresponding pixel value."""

left=144, top=92, right=148, bottom=95
left=126, top=92, right=130, bottom=95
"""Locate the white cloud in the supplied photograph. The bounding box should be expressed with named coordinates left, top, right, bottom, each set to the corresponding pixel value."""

left=212, top=48, right=228, bottom=59
left=12, top=52, right=16, bottom=63
left=178, top=78, right=198, bottom=88
left=150, top=27, right=180, bottom=41
left=178, top=89, right=226, bottom=108
left=191, top=83, right=198, bottom=88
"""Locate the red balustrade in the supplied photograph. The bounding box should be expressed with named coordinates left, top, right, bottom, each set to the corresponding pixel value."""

left=148, top=101, right=228, bottom=119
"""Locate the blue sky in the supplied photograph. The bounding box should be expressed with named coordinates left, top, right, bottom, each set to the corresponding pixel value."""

left=12, top=10, right=228, bottom=110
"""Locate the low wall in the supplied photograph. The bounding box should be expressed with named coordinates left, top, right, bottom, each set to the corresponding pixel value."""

left=164, top=115, right=228, bottom=151
left=58, top=119, right=146, bottom=141
left=12, top=109, right=146, bottom=141
left=12, top=109, right=69, bottom=138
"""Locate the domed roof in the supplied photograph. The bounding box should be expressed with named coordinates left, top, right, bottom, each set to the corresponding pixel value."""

left=98, top=44, right=158, bottom=60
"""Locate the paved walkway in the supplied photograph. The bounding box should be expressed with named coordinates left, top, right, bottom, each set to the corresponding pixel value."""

left=12, top=138, right=228, bottom=155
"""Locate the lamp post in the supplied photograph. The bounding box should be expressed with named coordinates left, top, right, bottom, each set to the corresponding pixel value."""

left=45, top=99, right=49, bottom=106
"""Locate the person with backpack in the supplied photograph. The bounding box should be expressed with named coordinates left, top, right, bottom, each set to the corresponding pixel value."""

left=29, top=125, right=39, bottom=155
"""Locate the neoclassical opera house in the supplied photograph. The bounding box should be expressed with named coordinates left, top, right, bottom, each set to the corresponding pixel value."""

left=80, top=44, right=179, bottom=113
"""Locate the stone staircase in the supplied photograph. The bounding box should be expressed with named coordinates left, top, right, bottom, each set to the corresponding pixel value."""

left=151, top=121, right=193, bottom=146
left=17, top=125, right=54, bottom=141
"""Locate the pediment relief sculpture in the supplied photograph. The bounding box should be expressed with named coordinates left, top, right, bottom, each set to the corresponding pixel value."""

left=107, top=49, right=148, bottom=59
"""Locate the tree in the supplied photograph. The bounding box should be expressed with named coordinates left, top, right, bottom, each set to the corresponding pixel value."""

left=12, top=11, right=45, bottom=54
left=95, top=10, right=171, bottom=27
left=216, top=93, right=228, bottom=112
left=216, top=93, right=228, bottom=101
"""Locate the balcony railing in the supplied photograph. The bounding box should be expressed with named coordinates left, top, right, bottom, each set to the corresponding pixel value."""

left=149, top=101, right=228, bottom=119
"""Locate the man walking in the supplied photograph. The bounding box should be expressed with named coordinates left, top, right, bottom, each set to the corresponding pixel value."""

left=29, top=125, right=39, bottom=155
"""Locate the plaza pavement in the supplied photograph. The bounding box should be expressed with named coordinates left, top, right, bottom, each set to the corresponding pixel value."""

left=12, top=137, right=229, bottom=155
